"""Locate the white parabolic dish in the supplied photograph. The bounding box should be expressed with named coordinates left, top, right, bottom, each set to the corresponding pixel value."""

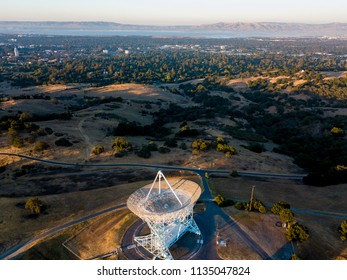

left=127, top=178, right=201, bottom=223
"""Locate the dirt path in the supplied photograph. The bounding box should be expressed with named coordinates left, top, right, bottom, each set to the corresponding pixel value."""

left=77, top=116, right=93, bottom=161
left=76, top=107, right=105, bottom=161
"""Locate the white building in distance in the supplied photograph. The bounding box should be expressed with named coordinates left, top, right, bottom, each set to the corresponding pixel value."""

left=14, top=47, right=19, bottom=57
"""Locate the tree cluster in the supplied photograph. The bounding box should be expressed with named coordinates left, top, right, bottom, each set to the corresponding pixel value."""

left=0, top=114, right=47, bottom=148
left=191, top=137, right=236, bottom=158
left=191, top=138, right=208, bottom=155
left=213, top=194, right=233, bottom=207
left=271, top=201, right=291, bottom=215
left=113, top=121, right=169, bottom=138
left=250, top=198, right=267, bottom=214
left=25, top=197, right=44, bottom=215
left=137, top=145, right=151, bottom=159
left=5, top=36, right=347, bottom=89
left=112, top=137, right=132, bottom=154
left=234, top=198, right=266, bottom=213
left=271, top=201, right=309, bottom=242
left=92, top=145, right=105, bottom=155
left=285, top=223, right=310, bottom=242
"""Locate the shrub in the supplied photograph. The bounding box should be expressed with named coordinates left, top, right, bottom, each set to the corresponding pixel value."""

left=35, top=128, right=47, bottom=137
left=112, top=137, right=132, bottom=152
left=25, top=197, right=44, bottom=215
left=114, top=150, right=127, bottom=158
left=55, top=138, right=73, bottom=147
left=258, top=205, right=267, bottom=214
left=92, top=145, right=105, bottom=155
left=176, top=128, right=200, bottom=137
left=214, top=194, right=225, bottom=206
left=137, top=145, right=151, bottom=158
left=147, top=141, right=158, bottom=151
left=279, top=208, right=295, bottom=223
left=234, top=202, right=248, bottom=210
left=10, top=136, right=24, bottom=148
left=213, top=194, right=233, bottom=207
left=34, top=141, right=50, bottom=152
left=271, top=201, right=291, bottom=215
left=251, top=198, right=267, bottom=213
left=179, top=142, right=187, bottom=150
left=191, top=139, right=208, bottom=152
left=44, top=127, right=54, bottom=135
left=285, top=223, right=309, bottom=242
left=164, top=138, right=177, bottom=148
left=331, top=127, right=344, bottom=136
left=225, top=151, right=232, bottom=158
left=216, top=143, right=237, bottom=157
left=19, top=113, right=33, bottom=122
left=158, top=147, right=171, bottom=154
left=244, top=143, right=266, bottom=153
left=290, top=254, right=301, bottom=260
left=338, top=220, right=347, bottom=241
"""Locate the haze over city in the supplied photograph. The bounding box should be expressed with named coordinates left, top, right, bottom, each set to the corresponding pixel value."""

left=0, top=0, right=346, bottom=24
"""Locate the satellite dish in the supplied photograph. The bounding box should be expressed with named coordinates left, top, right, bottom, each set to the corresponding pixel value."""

left=127, top=171, right=201, bottom=260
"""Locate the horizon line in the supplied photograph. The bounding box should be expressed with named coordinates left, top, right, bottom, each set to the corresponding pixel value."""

left=1, top=20, right=347, bottom=26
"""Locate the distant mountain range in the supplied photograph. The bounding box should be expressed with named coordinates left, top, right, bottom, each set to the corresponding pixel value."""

left=1, top=21, right=347, bottom=37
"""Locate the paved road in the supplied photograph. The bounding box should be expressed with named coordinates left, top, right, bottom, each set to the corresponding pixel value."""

left=192, top=176, right=270, bottom=260
left=192, top=177, right=220, bottom=259
left=290, top=207, right=347, bottom=219
left=0, top=152, right=306, bottom=180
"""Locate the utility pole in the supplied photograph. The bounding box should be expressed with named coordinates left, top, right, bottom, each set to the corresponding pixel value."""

left=249, top=185, right=255, bottom=211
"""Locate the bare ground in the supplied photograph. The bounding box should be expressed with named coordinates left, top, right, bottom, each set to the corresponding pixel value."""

left=63, top=209, right=137, bottom=259
left=216, top=208, right=290, bottom=260
left=0, top=179, right=151, bottom=256
left=210, top=176, right=347, bottom=259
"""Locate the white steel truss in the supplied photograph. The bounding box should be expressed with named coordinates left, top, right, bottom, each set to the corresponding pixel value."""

left=133, top=171, right=201, bottom=260
left=134, top=211, right=201, bottom=260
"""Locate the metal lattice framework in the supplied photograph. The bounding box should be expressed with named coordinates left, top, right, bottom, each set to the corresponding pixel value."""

left=127, top=171, right=201, bottom=260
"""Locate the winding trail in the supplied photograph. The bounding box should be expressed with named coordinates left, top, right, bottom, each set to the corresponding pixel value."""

left=76, top=108, right=105, bottom=161
left=77, top=116, right=92, bottom=161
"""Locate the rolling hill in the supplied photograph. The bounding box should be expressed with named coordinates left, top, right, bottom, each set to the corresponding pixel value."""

left=1, top=21, right=346, bottom=37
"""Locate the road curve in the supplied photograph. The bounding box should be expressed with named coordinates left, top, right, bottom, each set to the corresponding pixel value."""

left=0, top=152, right=306, bottom=180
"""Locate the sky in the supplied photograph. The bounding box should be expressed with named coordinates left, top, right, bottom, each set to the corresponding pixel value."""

left=0, top=0, right=346, bottom=25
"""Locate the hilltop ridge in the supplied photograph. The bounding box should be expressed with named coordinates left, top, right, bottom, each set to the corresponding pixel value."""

left=1, top=21, right=347, bottom=37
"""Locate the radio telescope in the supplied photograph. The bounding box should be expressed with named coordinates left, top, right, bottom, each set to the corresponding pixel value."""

left=127, top=170, right=201, bottom=260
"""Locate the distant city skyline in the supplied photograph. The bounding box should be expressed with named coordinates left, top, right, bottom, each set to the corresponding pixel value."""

left=1, top=0, right=346, bottom=25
